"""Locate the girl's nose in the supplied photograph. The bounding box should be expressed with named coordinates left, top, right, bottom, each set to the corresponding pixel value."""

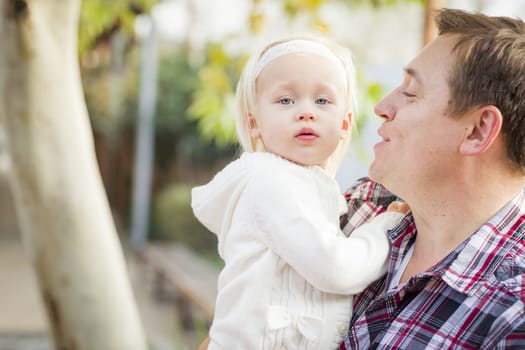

left=297, top=111, right=316, bottom=121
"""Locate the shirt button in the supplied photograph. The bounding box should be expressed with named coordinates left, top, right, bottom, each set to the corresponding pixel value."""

left=338, top=324, right=347, bottom=335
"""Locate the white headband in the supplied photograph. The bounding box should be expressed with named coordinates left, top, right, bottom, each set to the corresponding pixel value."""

left=254, top=39, right=348, bottom=89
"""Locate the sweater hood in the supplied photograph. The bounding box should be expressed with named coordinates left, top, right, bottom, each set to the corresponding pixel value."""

left=191, top=153, right=270, bottom=239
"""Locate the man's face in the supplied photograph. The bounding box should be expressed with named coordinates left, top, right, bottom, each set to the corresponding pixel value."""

left=369, top=34, right=470, bottom=197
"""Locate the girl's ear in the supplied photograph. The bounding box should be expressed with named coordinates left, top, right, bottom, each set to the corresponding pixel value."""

left=459, top=105, right=502, bottom=155
left=248, top=113, right=260, bottom=138
left=340, top=112, right=352, bottom=139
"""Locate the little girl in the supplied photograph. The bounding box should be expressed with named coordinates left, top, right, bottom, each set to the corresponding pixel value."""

left=192, top=35, right=408, bottom=349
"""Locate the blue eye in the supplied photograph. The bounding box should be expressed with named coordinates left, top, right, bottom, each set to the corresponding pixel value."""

left=279, top=97, right=293, bottom=105
left=316, top=98, right=329, bottom=105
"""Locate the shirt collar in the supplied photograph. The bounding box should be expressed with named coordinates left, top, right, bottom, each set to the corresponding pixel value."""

left=386, top=189, right=525, bottom=296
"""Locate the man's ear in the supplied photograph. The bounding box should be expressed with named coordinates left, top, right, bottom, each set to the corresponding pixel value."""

left=340, top=112, right=352, bottom=139
left=248, top=113, right=260, bottom=138
left=459, top=106, right=502, bottom=155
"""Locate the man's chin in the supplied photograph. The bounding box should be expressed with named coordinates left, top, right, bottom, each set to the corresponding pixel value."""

left=367, top=163, right=382, bottom=184
left=368, top=166, right=393, bottom=191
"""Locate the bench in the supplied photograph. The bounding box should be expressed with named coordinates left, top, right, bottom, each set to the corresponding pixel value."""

left=140, top=243, right=220, bottom=330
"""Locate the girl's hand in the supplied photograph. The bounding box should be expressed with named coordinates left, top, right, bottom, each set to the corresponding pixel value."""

left=387, top=201, right=410, bottom=214
left=197, top=336, right=211, bottom=350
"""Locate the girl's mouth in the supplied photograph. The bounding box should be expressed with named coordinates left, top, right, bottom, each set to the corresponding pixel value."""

left=295, top=128, right=318, bottom=141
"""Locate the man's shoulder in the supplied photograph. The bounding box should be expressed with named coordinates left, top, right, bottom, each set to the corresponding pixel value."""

left=340, top=178, right=399, bottom=234
left=343, top=177, right=398, bottom=205
left=483, top=211, right=525, bottom=298
left=491, top=241, right=525, bottom=296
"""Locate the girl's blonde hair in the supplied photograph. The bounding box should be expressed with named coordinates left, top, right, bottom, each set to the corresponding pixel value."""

left=235, top=35, right=358, bottom=173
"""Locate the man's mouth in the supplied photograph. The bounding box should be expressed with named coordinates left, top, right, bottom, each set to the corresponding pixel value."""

left=377, top=127, right=390, bottom=142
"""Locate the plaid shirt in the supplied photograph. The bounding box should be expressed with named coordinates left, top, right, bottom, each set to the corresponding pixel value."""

left=340, top=178, right=525, bottom=349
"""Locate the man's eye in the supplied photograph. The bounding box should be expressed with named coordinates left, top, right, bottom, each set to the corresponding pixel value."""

left=279, top=97, right=293, bottom=105
left=316, top=98, right=329, bottom=105
left=403, top=91, right=417, bottom=98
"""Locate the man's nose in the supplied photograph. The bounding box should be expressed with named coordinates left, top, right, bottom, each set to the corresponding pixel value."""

left=374, top=95, right=395, bottom=121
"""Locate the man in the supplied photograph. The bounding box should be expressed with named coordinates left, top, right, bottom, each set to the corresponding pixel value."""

left=340, top=8, right=525, bottom=349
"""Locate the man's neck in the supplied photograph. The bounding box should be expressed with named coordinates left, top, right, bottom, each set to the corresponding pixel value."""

left=399, top=176, right=524, bottom=283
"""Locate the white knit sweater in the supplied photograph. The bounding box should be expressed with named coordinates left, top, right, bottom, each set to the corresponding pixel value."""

left=191, top=152, right=404, bottom=350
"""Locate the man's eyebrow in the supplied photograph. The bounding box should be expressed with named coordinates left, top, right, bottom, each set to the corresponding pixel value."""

left=403, top=67, right=422, bottom=84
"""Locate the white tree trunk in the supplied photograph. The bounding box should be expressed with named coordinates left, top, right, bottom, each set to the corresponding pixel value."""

left=0, top=1, right=149, bottom=349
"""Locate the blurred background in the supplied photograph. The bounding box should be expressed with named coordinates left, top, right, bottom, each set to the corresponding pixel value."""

left=1, top=0, right=524, bottom=349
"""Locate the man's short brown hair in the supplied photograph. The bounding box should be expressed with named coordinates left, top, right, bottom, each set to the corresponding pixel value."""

left=436, top=9, right=525, bottom=170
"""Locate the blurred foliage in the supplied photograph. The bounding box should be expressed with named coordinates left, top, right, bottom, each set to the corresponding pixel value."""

left=83, top=41, right=236, bottom=163
left=283, top=0, right=325, bottom=16
left=151, top=183, right=219, bottom=260
left=78, top=0, right=158, bottom=56
left=155, top=47, right=237, bottom=165
left=339, top=0, right=423, bottom=6
left=187, top=44, right=243, bottom=147
left=82, top=37, right=236, bottom=232
left=79, top=0, right=159, bottom=136
left=82, top=44, right=137, bottom=135
left=155, top=50, right=200, bottom=133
